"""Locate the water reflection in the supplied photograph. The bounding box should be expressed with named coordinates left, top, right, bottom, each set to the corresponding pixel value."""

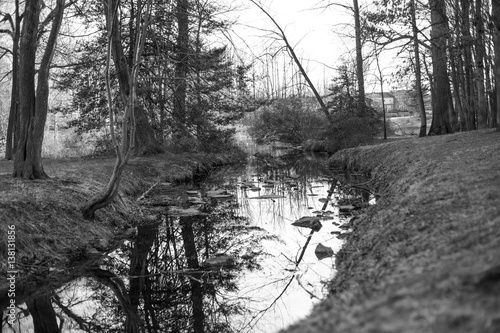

left=2, top=149, right=371, bottom=333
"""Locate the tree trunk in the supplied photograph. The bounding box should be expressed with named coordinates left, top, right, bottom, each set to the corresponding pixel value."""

left=13, top=0, right=45, bottom=179
left=173, top=0, right=190, bottom=139
left=5, top=0, right=20, bottom=160
left=475, top=0, right=488, bottom=128
left=13, top=0, right=65, bottom=178
left=108, top=0, right=161, bottom=155
left=463, top=0, right=476, bottom=130
left=493, top=0, right=500, bottom=129
left=26, top=295, right=61, bottom=333
left=180, top=216, right=205, bottom=333
left=428, top=0, right=453, bottom=135
left=128, top=224, right=157, bottom=333
left=250, top=0, right=333, bottom=123
left=353, top=0, right=366, bottom=115
left=411, top=0, right=427, bottom=137
left=450, top=44, right=467, bottom=130
left=89, top=269, right=141, bottom=333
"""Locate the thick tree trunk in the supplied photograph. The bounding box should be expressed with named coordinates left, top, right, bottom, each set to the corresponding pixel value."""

left=5, top=0, right=20, bottom=160
left=13, top=0, right=45, bottom=179
left=475, top=0, right=488, bottom=128
left=26, top=295, right=61, bottom=333
left=13, top=0, right=65, bottom=178
left=173, top=0, right=190, bottom=139
left=428, top=0, right=453, bottom=135
left=463, top=0, right=476, bottom=130
left=493, top=0, right=500, bottom=129
left=450, top=45, right=467, bottom=131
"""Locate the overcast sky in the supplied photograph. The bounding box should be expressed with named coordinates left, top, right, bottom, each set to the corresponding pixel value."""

left=219, top=0, right=355, bottom=91
left=218, top=0, right=402, bottom=93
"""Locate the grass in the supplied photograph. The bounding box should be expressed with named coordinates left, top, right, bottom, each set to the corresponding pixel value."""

left=283, top=129, right=500, bottom=333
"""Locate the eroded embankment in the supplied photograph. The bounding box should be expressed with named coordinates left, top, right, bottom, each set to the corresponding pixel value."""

left=282, top=129, right=500, bottom=333
left=0, top=151, right=243, bottom=308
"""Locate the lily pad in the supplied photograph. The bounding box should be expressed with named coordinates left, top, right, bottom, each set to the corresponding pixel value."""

left=337, top=232, right=352, bottom=239
left=292, top=216, right=322, bottom=232
left=338, top=204, right=356, bottom=212
left=187, top=197, right=205, bottom=205
left=169, top=207, right=206, bottom=217
left=203, top=255, right=236, bottom=269
left=186, top=190, right=200, bottom=196
left=206, top=189, right=233, bottom=199
left=251, top=194, right=286, bottom=200
left=315, top=243, right=334, bottom=260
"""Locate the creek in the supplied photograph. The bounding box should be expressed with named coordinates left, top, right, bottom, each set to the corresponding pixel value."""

left=4, top=140, right=371, bottom=333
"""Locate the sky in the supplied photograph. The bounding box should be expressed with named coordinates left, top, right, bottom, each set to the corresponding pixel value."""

left=217, top=0, right=403, bottom=94
left=219, top=0, right=356, bottom=93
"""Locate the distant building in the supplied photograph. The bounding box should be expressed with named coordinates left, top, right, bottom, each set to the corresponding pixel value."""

left=366, top=90, right=425, bottom=117
left=366, top=92, right=396, bottom=111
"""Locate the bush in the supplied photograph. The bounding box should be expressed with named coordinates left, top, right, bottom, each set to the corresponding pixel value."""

left=246, top=95, right=382, bottom=153
left=247, top=97, right=324, bottom=144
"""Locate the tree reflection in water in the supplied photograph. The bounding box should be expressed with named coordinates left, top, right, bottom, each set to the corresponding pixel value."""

left=4, top=150, right=372, bottom=333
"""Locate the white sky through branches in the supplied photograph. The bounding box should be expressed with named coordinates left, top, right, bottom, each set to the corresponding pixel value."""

left=219, top=0, right=354, bottom=94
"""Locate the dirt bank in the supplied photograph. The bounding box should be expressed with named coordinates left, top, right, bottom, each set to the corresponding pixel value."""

left=282, top=129, right=500, bottom=333
left=0, top=151, right=243, bottom=308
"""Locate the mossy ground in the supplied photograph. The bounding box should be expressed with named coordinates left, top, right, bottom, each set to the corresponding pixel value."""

left=282, top=129, right=500, bottom=333
left=0, top=151, right=244, bottom=308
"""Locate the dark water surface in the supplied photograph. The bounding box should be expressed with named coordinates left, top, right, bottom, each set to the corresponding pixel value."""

left=3, top=142, right=369, bottom=332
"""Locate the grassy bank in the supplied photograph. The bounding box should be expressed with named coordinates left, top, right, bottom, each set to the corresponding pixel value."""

left=0, top=151, right=244, bottom=307
left=283, top=129, right=500, bottom=333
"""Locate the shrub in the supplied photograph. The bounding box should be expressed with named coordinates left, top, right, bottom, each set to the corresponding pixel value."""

left=247, top=97, right=324, bottom=144
left=246, top=95, right=382, bottom=153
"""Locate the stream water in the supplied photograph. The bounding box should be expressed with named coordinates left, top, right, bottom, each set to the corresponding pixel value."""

left=3, top=138, right=370, bottom=333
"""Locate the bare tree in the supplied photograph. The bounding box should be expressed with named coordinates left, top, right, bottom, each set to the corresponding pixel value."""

left=428, top=0, right=452, bottom=135
left=13, top=0, right=65, bottom=178
left=81, top=0, right=151, bottom=219
left=1, top=0, right=21, bottom=160
left=410, top=0, right=427, bottom=137
left=249, top=0, right=333, bottom=124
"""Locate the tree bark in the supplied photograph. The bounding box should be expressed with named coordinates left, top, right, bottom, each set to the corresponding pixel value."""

left=493, top=0, right=500, bottom=129
left=428, top=0, right=453, bottom=135
left=13, top=0, right=44, bottom=179
left=353, top=0, right=366, bottom=115
left=26, top=295, right=61, bottom=333
left=462, top=0, right=476, bottom=130
left=82, top=0, right=154, bottom=219
left=180, top=216, right=205, bottom=333
left=475, top=0, right=488, bottom=128
left=4, top=0, right=21, bottom=160
left=172, top=0, right=190, bottom=139
left=410, top=0, right=427, bottom=137
left=108, top=0, right=162, bottom=155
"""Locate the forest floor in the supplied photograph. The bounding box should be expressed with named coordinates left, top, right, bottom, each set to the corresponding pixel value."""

left=282, top=129, right=500, bottom=333
left=0, top=150, right=244, bottom=308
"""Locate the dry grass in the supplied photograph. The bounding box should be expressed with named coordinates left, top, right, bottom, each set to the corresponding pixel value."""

left=283, top=129, right=500, bottom=333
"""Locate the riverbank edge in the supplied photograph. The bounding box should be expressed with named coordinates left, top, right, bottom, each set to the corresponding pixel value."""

left=0, top=150, right=245, bottom=308
left=281, top=129, right=500, bottom=333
